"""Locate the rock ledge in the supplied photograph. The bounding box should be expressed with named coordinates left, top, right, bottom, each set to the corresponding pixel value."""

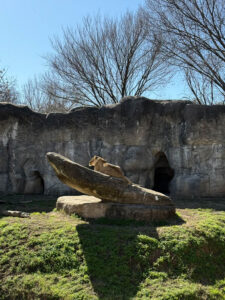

left=56, top=196, right=175, bottom=221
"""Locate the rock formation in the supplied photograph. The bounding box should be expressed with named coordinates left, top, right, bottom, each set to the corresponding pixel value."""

left=1, top=97, right=225, bottom=199
left=56, top=196, right=175, bottom=221
left=47, top=152, right=173, bottom=205
left=47, top=152, right=175, bottom=220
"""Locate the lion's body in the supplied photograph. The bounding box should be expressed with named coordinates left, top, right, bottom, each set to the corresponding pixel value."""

left=89, top=156, right=131, bottom=184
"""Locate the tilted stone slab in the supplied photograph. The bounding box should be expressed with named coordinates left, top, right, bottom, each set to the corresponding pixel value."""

left=57, top=196, right=175, bottom=221
left=47, top=152, right=175, bottom=208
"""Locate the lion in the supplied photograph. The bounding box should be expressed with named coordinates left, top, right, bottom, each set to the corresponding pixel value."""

left=89, top=155, right=131, bottom=184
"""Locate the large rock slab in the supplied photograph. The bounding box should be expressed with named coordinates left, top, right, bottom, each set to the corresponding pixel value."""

left=57, top=195, right=175, bottom=221
left=47, top=152, right=175, bottom=208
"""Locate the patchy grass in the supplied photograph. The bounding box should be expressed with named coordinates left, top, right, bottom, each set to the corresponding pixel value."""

left=0, top=196, right=225, bottom=299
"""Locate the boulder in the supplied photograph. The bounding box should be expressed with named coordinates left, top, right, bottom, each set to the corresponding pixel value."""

left=57, top=195, right=175, bottom=221
left=46, top=152, right=175, bottom=208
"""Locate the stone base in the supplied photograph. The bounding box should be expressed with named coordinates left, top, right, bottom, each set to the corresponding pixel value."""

left=56, top=196, right=176, bottom=221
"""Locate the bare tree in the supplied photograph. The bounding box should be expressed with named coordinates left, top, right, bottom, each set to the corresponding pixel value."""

left=0, top=68, right=18, bottom=103
left=184, top=69, right=225, bottom=105
left=44, top=12, right=171, bottom=107
left=144, top=0, right=225, bottom=104
left=23, top=77, right=45, bottom=112
left=22, top=76, right=73, bottom=113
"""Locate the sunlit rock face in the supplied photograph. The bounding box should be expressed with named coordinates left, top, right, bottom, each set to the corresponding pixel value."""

left=1, top=97, right=225, bottom=199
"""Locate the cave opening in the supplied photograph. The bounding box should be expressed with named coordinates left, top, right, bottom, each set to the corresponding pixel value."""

left=33, top=170, right=45, bottom=194
left=153, top=152, right=174, bottom=194
left=24, top=170, right=45, bottom=194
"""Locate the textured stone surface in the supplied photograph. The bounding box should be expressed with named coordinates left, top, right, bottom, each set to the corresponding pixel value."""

left=47, top=152, right=173, bottom=206
left=1, top=97, right=225, bottom=198
left=56, top=196, right=175, bottom=221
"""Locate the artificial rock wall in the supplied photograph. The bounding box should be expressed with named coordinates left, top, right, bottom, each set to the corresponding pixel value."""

left=1, top=96, right=225, bottom=199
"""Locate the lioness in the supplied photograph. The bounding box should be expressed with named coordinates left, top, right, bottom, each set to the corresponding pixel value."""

left=89, top=155, right=131, bottom=184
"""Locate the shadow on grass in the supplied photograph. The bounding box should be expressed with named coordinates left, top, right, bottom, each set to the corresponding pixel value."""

left=77, top=223, right=158, bottom=299
left=76, top=213, right=185, bottom=299
left=0, top=194, right=57, bottom=215
left=173, top=197, right=225, bottom=211
left=88, top=212, right=185, bottom=227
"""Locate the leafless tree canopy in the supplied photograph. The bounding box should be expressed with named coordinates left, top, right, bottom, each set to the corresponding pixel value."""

left=145, top=0, right=225, bottom=104
left=184, top=69, right=223, bottom=105
left=44, top=12, right=171, bottom=107
left=0, top=68, right=18, bottom=103
left=22, top=76, right=72, bottom=113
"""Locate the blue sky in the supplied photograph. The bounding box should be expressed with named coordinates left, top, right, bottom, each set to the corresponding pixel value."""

left=0, top=0, right=190, bottom=99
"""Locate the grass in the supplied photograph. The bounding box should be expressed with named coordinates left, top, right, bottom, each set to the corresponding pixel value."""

left=0, top=195, right=224, bottom=299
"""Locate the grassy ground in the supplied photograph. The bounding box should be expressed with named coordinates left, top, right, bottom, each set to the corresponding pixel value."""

left=0, top=195, right=224, bottom=299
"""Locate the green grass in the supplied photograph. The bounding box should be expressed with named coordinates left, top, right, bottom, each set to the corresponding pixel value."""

left=0, top=197, right=224, bottom=299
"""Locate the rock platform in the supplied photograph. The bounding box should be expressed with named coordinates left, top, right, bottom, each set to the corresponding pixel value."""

left=56, top=195, right=175, bottom=221
left=47, top=152, right=173, bottom=206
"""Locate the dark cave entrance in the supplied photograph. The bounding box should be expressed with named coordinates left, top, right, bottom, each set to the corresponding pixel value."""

left=24, top=170, right=45, bottom=194
left=33, top=170, right=45, bottom=194
left=153, top=152, right=174, bottom=194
